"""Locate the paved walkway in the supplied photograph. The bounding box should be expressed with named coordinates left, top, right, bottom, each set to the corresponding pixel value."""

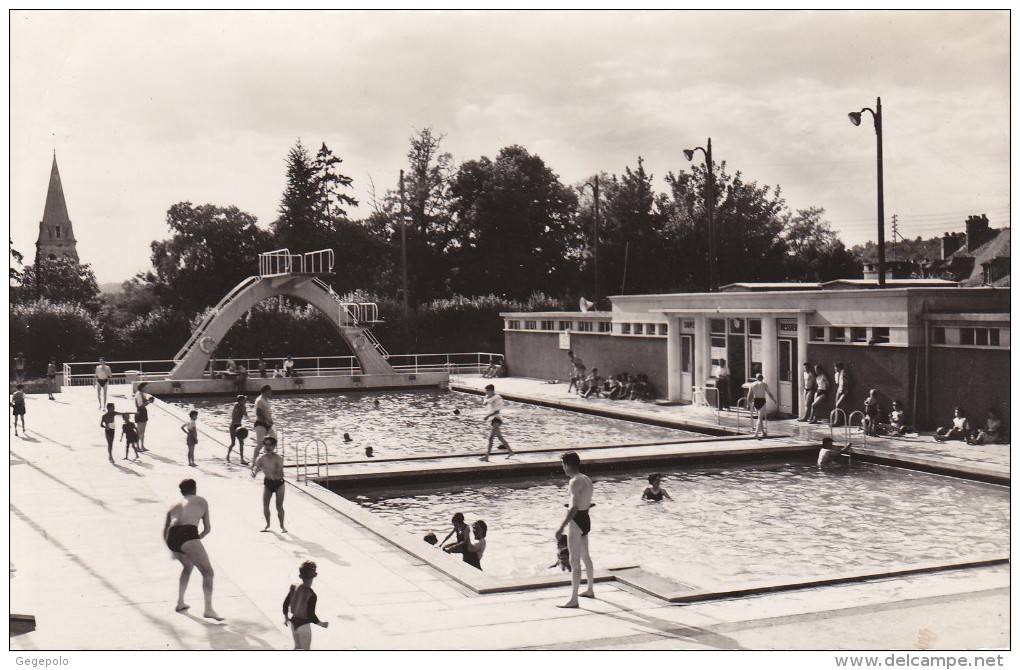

left=8, top=383, right=1009, bottom=650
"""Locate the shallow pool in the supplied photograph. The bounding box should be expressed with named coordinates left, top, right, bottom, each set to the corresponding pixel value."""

left=349, top=462, right=1010, bottom=590
left=168, top=390, right=703, bottom=459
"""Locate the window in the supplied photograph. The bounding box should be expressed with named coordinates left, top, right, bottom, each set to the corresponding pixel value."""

left=524, top=320, right=537, bottom=330
left=851, top=327, right=868, bottom=343
left=55, top=225, right=62, bottom=239
left=710, top=319, right=726, bottom=334
left=575, top=321, right=592, bottom=332
left=558, top=320, right=573, bottom=331
left=748, top=319, right=761, bottom=336
left=647, top=324, right=657, bottom=335
left=931, top=327, right=946, bottom=345
left=990, top=329, right=1001, bottom=346
left=597, top=321, right=612, bottom=333
left=960, top=328, right=974, bottom=345
left=507, top=320, right=520, bottom=330
left=658, top=323, right=668, bottom=336
left=621, top=323, right=631, bottom=335
left=729, top=319, right=745, bottom=334
left=829, top=327, right=846, bottom=342
left=633, top=324, right=643, bottom=335
left=871, top=327, right=890, bottom=344
left=960, top=327, right=1000, bottom=347
left=541, top=320, right=555, bottom=331
left=810, top=327, right=825, bottom=342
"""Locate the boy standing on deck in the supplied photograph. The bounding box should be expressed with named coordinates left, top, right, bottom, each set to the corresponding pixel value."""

left=252, top=437, right=287, bottom=533
left=555, top=451, right=595, bottom=608
left=10, top=384, right=26, bottom=436
left=479, top=384, right=514, bottom=461
left=283, top=561, right=328, bottom=649
left=181, top=410, right=199, bottom=466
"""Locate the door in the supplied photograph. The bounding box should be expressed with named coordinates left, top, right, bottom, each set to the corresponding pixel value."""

left=778, top=338, right=796, bottom=415
left=680, top=335, right=693, bottom=402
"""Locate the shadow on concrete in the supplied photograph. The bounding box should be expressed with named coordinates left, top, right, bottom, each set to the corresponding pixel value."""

left=23, top=430, right=74, bottom=451
left=178, top=611, right=278, bottom=651
left=599, top=607, right=746, bottom=650
left=112, top=462, right=144, bottom=477
left=10, top=448, right=110, bottom=509
left=273, top=531, right=352, bottom=569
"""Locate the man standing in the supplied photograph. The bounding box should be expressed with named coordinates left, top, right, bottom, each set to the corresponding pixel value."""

left=716, top=359, right=731, bottom=410
left=555, top=451, right=595, bottom=608
left=228, top=395, right=249, bottom=465
left=163, top=479, right=223, bottom=620
left=95, top=357, right=113, bottom=410
left=566, top=350, right=585, bottom=394
left=46, top=358, right=57, bottom=400
left=479, top=384, right=514, bottom=461
left=798, top=362, right=815, bottom=422
left=833, top=362, right=851, bottom=426
left=13, top=352, right=26, bottom=384
left=250, top=385, right=277, bottom=472
left=252, top=437, right=287, bottom=533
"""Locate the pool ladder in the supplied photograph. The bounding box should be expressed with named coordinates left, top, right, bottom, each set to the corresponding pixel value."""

left=296, top=439, right=330, bottom=486
left=829, top=409, right=868, bottom=461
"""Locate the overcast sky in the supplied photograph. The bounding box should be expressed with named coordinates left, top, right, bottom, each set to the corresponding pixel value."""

left=10, top=10, right=1010, bottom=284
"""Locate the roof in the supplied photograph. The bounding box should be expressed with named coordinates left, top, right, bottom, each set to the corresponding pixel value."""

left=820, top=278, right=960, bottom=289
left=928, top=228, right=1010, bottom=287
left=719, top=282, right=822, bottom=292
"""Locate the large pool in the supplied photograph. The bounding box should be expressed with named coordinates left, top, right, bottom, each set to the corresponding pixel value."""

left=168, top=390, right=703, bottom=459
left=349, top=462, right=1010, bottom=590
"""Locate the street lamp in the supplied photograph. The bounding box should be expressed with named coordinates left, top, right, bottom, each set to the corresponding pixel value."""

left=577, top=176, right=600, bottom=307
left=683, top=138, right=716, bottom=292
left=849, top=97, right=886, bottom=288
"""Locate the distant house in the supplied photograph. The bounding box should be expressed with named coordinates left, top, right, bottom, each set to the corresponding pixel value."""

left=923, top=215, right=1010, bottom=287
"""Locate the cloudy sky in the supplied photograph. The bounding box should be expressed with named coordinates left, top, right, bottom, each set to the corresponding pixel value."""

left=10, top=10, right=1010, bottom=284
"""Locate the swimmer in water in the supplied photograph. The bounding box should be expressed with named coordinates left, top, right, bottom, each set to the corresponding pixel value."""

left=343, top=432, right=352, bottom=443
left=641, top=473, right=672, bottom=501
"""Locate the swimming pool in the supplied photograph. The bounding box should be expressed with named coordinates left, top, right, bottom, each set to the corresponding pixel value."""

left=348, top=462, right=1010, bottom=590
left=168, top=390, right=704, bottom=459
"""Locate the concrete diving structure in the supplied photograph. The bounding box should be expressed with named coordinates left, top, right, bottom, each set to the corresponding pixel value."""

left=138, top=249, right=448, bottom=396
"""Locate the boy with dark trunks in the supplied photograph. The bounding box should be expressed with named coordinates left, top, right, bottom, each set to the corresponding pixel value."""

left=479, top=384, right=514, bottom=461
left=555, top=451, right=595, bottom=608
left=228, top=395, right=250, bottom=464
left=250, top=385, right=277, bottom=473
left=252, top=436, right=287, bottom=532
left=10, top=383, right=26, bottom=436
left=120, top=413, right=141, bottom=460
left=283, top=560, right=328, bottom=650
left=163, top=479, right=223, bottom=620
left=100, top=402, right=118, bottom=463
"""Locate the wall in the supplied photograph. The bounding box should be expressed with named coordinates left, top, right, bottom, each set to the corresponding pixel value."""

left=504, top=331, right=668, bottom=396
left=928, top=347, right=1010, bottom=431
left=805, top=344, right=912, bottom=426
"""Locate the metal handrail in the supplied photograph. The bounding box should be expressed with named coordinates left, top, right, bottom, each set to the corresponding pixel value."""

left=848, top=410, right=867, bottom=447
left=829, top=409, right=849, bottom=444
left=735, top=396, right=750, bottom=434
left=303, top=249, right=335, bottom=274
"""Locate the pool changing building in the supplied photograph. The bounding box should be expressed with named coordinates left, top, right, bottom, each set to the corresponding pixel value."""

left=502, top=284, right=1009, bottom=430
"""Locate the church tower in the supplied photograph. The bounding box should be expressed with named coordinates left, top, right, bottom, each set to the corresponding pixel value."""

left=35, top=152, right=79, bottom=263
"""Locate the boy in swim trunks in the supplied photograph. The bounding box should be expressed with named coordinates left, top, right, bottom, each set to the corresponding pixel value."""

left=121, top=413, right=141, bottom=460
left=10, top=383, right=26, bottom=436
left=283, top=560, right=329, bottom=649
left=95, top=357, right=113, bottom=409
left=251, top=385, right=277, bottom=473
left=181, top=410, right=199, bottom=466
left=252, top=436, right=287, bottom=532
left=163, top=479, right=222, bottom=620
left=479, top=384, right=514, bottom=461
left=555, top=451, right=595, bottom=608
left=101, top=403, right=118, bottom=463
left=228, top=395, right=250, bottom=464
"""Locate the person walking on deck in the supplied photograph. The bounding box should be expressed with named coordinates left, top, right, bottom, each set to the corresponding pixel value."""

left=11, top=384, right=26, bottom=436
left=250, top=385, right=277, bottom=472
left=163, top=478, right=223, bottom=620
left=555, top=451, right=595, bottom=608
left=748, top=373, right=778, bottom=439
left=479, top=384, right=514, bottom=461
left=283, top=561, right=328, bottom=649
left=95, top=358, right=113, bottom=409
left=100, top=403, right=118, bottom=463
left=252, top=436, right=287, bottom=532
left=228, top=395, right=250, bottom=464
left=134, top=382, right=154, bottom=452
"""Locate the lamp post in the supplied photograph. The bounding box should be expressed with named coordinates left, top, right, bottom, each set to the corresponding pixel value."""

left=683, top=138, right=716, bottom=292
left=848, top=97, right=886, bottom=288
left=577, top=176, right=600, bottom=307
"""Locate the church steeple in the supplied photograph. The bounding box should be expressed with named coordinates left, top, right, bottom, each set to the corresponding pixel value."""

left=36, top=152, right=79, bottom=262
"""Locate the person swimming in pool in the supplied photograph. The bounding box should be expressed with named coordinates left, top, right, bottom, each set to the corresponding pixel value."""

left=817, top=436, right=853, bottom=468
left=163, top=479, right=222, bottom=619
left=641, top=473, right=672, bottom=501
left=555, top=451, right=595, bottom=608
left=252, top=437, right=287, bottom=533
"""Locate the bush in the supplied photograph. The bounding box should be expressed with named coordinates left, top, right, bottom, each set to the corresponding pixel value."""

left=9, top=300, right=103, bottom=373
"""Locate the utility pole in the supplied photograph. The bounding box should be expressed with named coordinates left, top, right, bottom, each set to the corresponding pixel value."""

left=399, top=170, right=410, bottom=342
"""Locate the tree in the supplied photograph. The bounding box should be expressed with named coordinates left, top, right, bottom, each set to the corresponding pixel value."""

left=664, top=162, right=788, bottom=290
left=782, top=207, right=861, bottom=281
left=148, top=202, right=274, bottom=315
left=10, top=300, right=103, bottom=367
left=13, top=256, right=102, bottom=310
left=9, top=238, right=24, bottom=284
left=447, top=146, right=583, bottom=298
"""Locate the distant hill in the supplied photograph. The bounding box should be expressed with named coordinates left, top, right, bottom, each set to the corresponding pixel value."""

left=99, top=282, right=124, bottom=295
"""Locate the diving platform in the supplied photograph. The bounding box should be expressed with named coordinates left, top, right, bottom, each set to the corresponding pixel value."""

left=137, top=248, right=448, bottom=396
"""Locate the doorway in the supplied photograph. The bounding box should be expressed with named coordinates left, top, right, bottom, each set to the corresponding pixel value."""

left=778, top=338, right=797, bottom=415
left=680, top=334, right=693, bottom=402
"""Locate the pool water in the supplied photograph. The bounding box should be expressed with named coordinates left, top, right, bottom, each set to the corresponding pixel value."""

left=168, top=390, right=703, bottom=459
left=349, top=462, right=1010, bottom=590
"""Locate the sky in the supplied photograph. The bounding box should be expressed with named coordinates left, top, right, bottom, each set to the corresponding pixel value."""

left=9, top=9, right=1011, bottom=285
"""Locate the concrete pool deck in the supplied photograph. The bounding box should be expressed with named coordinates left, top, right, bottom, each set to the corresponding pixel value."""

left=8, top=382, right=1010, bottom=650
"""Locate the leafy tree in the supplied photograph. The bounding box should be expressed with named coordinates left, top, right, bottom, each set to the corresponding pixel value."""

left=10, top=238, right=24, bottom=284
left=664, top=162, right=788, bottom=290
left=13, top=256, right=102, bottom=310
left=148, top=202, right=274, bottom=315
left=782, top=207, right=861, bottom=281
left=10, top=300, right=103, bottom=368
left=447, top=145, right=583, bottom=298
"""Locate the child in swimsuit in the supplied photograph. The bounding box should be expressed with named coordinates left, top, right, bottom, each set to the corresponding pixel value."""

left=121, top=414, right=141, bottom=460
left=181, top=410, right=199, bottom=466
left=641, top=473, right=672, bottom=501
left=283, top=561, right=328, bottom=650
left=10, top=384, right=26, bottom=436
left=101, top=403, right=118, bottom=463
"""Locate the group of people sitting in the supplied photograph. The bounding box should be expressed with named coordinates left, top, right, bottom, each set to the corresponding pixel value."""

left=934, top=407, right=1004, bottom=445
left=565, top=350, right=650, bottom=400
left=860, top=389, right=915, bottom=436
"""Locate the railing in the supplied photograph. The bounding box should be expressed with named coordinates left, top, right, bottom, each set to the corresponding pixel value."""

left=829, top=409, right=849, bottom=444
left=60, top=352, right=502, bottom=386
left=298, top=439, right=329, bottom=486
left=848, top=410, right=867, bottom=449
left=260, top=248, right=335, bottom=278
left=691, top=385, right=722, bottom=425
